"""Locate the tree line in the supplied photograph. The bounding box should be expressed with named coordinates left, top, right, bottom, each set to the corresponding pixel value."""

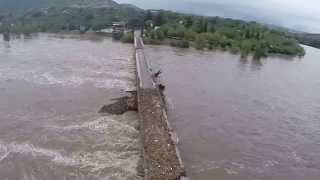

left=0, top=6, right=144, bottom=34
left=143, top=10, right=305, bottom=58
left=0, top=7, right=306, bottom=58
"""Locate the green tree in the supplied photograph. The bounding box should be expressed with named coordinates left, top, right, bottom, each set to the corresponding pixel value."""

left=185, top=29, right=197, bottom=40
left=145, top=10, right=153, bottom=21
left=253, top=42, right=268, bottom=59
left=154, top=11, right=166, bottom=26
left=185, top=16, right=193, bottom=28
left=195, top=34, right=206, bottom=50
left=240, top=40, right=254, bottom=57
left=155, top=29, right=165, bottom=40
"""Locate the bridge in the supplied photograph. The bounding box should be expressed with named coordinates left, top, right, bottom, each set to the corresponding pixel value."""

left=134, top=31, right=188, bottom=180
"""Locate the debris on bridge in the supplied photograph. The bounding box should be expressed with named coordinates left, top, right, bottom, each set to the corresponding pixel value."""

left=134, top=31, right=187, bottom=180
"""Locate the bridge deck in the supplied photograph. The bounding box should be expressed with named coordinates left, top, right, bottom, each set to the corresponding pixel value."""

left=134, top=31, right=187, bottom=180
left=134, top=32, right=155, bottom=89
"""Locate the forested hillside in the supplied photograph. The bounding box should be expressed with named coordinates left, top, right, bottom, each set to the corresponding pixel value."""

left=0, top=0, right=119, bottom=12
left=0, top=0, right=144, bottom=32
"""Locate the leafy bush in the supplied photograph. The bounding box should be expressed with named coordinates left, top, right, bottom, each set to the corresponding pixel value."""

left=155, top=29, right=165, bottom=40
left=184, top=29, right=197, bottom=41
left=195, top=35, right=206, bottom=50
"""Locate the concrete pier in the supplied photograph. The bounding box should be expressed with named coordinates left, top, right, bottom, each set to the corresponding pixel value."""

left=134, top=32, right=187, bottom=180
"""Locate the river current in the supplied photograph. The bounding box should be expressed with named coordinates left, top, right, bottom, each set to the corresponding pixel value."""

left=0, top=33, right=141, bottom=180
left=145, top=45, right=320, bottom=180
left=2, top=32, right=320, bottom=180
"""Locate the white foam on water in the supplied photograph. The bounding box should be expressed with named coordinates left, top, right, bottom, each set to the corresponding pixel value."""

left=225, top=168, right=239, bottom=175
left=0, top=65, right=132, bottom=88
left=0, top=140, right=141, bottom=178
left=0, top=43, right=135, bottom=89
left=0, top=35, right=140, bottom=179
left=49, top=115, right=138, bottom=137
left=264, top=160, right=280, bottom=168
left=0, top=141, right=77, bottom=165
left=0, top=114, right=141, bottom=177
left=43, top=114, right=141, bottom=177
left=0, top=151, right=10, bottom=162
left=190, top=160, right=220, bottom=173
left=0, top=70, right=131, bottom=89
left=74, top=150, right=140, bottom=175
left=39, top=73, right=85, bottom=87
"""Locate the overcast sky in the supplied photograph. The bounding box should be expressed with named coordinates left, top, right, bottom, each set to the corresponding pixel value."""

left=116, top=0, right=320, bottom=33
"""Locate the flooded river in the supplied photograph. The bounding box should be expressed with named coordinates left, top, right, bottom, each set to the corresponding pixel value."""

left=145, top=45, right=320, bottom=180
left=0, top=34, right=141, bottom=180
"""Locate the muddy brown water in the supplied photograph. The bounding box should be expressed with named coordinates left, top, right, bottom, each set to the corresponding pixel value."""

left=145, top=45, right=320, bottom=180
left=0, top=33, right=141, bottom=180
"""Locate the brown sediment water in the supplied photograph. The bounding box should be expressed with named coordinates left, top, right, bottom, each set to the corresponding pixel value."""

left=145, top=45, right=320, bottom=180
left=0, top=33, right=141, bottom=179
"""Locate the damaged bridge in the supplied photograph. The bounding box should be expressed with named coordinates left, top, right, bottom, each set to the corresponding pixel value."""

left=134, top=31, right=187, bottom=180
left=99, top=31, right=187, bottom=180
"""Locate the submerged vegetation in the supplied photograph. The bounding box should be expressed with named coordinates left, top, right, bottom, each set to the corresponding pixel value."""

left=143, top=11, right=306, bottom=58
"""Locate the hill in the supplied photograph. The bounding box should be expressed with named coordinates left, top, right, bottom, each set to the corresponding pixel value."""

left=0, top=0, right=119, bottom=13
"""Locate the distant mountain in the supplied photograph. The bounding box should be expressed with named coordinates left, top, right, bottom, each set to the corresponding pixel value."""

left=0, top=0, right=120, bottom=12
left=66, top=0, right=119, bottom=8
left=118, top=3, right=140, bottom=10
